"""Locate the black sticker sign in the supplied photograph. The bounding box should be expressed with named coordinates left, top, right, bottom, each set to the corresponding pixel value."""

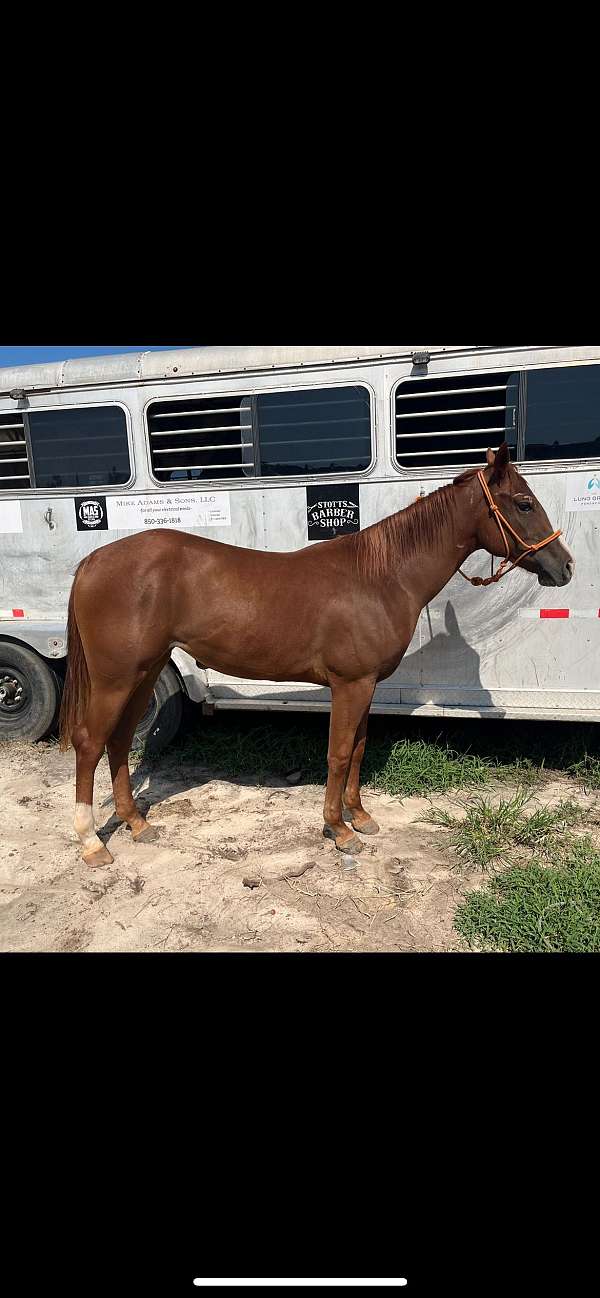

left=74, top=496, right=108, bottom=530
left=306, top=484, right=360, bottom=540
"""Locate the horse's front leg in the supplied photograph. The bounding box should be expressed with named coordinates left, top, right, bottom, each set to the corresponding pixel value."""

left=342, top=702, right=379, bottom=835
left=323, top=677, right=376, bottom=853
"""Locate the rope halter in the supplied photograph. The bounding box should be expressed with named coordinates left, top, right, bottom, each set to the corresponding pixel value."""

left=458, top=469, right=563, bottom=588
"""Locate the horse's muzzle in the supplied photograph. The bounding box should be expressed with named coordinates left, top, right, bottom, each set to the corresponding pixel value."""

left=538, top=557, right=574, bottom=587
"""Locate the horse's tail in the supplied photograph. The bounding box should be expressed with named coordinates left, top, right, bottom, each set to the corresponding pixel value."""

left=58, top=562, right=91, bottom=752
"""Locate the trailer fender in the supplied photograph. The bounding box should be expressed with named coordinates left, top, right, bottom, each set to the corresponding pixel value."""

left=0, top=621, right=67, bottom=661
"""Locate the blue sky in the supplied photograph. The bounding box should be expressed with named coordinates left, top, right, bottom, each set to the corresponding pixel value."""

left=0, top=346, right=189, bottom=367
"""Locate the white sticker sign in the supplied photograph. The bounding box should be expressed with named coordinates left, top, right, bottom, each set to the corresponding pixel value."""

left=0, top=500, right=23, bottom=533
left=105, top=492, right=231, bottom=530
left=565, top=473, right=600, bottom=511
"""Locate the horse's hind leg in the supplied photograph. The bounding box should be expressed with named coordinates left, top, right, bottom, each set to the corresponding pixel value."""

left=342, top=702, right=380, bottom=835
left=106, top=659, right=169, bottom=844
left=323, top=677, right=376, bottom=853
left=73, top=679, right=142, bottom=866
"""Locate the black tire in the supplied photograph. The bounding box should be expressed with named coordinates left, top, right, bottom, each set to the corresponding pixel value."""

left=0, top=641, right=61, bottom=742
left=132, top=663, right=184, bottom=753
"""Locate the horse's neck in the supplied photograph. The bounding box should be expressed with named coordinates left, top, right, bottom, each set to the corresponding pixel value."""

left=388, top=480, right=479, bottom=609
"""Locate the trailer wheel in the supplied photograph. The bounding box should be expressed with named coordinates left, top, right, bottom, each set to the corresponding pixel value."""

left=132, top=663, right=184, bottom=753
left=0, top=642, right=61, bottom=742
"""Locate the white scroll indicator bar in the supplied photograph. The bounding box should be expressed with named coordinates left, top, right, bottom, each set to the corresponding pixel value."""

left=193, top=1282, right=408, bottom=1289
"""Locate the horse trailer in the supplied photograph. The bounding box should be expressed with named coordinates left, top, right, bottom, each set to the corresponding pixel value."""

left=1, top=343, right=599, bottom=745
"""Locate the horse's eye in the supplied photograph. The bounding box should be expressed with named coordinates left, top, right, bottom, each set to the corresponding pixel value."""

left=516, top=498, right=533, bottom=512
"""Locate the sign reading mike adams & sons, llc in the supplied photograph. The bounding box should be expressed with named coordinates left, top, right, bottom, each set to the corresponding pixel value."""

left=306, top=484, right=361, bottom=540
left=74, top=492, right=232, bottom=531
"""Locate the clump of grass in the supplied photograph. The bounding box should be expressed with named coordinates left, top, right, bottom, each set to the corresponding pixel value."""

left=455, top=836, right=600, bottom=952
left=566, top=754, right=600, bottom=792
left=516, top=798, right=586, bottom=849
left=362, top=735, right=493, bottom=797
left=428, top=718, right=600, bottom=793
left=422, top=791, right=587, bottom=871
left=423, top=790, right=533, bottom=870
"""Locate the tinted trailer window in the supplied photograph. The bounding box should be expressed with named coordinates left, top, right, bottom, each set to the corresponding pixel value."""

left=28, top=406, right=131, bottom=489
left=523, top=364, right=600, bottom=462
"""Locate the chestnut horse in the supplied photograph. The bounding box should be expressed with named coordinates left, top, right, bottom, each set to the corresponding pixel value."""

left=59, top=443, right=574, bottom=866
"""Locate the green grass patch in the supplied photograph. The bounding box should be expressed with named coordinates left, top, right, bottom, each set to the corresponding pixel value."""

left=422, top=790, right=586, bottom=871
left=158, top=712, right=496, bottom=797
left=565, top=754, right=600, bottom=791
left=455, top=836, right=600, bottom=952
left=144, top=710, right=600, bottom=799
left=363, top=735, right=492, bottom=797
left=425, top=786, right=600, bottom=952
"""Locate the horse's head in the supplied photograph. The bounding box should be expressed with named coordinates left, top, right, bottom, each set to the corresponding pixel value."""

left=470, top=443, right=574, bottom=587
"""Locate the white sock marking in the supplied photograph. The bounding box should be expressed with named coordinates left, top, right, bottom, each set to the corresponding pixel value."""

left=74, top=802, right=104, bottom=855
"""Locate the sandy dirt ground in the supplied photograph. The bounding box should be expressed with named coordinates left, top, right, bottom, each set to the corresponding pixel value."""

left=0, top=739, right=587, bottom=952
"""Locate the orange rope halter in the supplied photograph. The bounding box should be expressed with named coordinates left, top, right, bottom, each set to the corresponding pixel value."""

left=458, top=469, right=562, bottom=588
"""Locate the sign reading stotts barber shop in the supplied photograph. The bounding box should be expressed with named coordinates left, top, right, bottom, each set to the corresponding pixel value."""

left=306, top=484, right=360, bottom=540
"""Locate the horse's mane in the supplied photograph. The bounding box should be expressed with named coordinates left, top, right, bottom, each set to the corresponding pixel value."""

left=351, top=467, right=479, bottom=581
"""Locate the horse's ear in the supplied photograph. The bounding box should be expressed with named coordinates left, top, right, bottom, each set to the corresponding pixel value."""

left=486, top=448, right=496, bottom=466
left=489, top=441, right=510, bottom=484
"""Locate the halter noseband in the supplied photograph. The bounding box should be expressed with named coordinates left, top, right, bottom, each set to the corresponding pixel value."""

left=458, top=469, right=562, bottom=588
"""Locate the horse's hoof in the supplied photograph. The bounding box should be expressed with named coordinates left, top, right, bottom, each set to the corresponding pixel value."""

left=132, top=824, right=159, bottom=844
left=83, top=845, right=114, bottom=868
left=353, top=818, right=380, bottom=835
left=336, top=835, right=364, bottom=854
left=323, top=825, right=366, bottom=856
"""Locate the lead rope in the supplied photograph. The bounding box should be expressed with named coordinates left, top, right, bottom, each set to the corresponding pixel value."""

left=458, top=470, right=562, bottom=588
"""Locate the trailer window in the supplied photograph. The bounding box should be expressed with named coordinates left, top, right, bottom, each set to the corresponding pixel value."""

left=147, top=386, right=372, bottom=482
left=523, top=364, right=600, bottom=462
left=0, top=412, right=30, bottom=489
left=28, top=406, right=130, bottom=489
left=394, top=372, right=519, bottom=471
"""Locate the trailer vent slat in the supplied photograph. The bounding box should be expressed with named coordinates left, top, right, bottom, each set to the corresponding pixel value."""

left=0, top=414, right=31, bottom=490
left=153, top=443, right=254, bottom=455
left=395, top=445, right=500, bottom=459
left=396, top=384, right=507, bottom=400
left=397, top=405, right=508, bottom=419
left=152, top=408, right=251, bottom=418
left=150, top=425, right=253, bottom=436
left=395, top=371, right=519, bottom=471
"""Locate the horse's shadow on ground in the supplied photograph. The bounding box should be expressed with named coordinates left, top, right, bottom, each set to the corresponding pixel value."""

left=95, top=760, right=293, bottom=849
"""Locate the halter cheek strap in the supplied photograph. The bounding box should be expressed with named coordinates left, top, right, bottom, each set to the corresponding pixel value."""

left=458, top=470, right=562, bottom=588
